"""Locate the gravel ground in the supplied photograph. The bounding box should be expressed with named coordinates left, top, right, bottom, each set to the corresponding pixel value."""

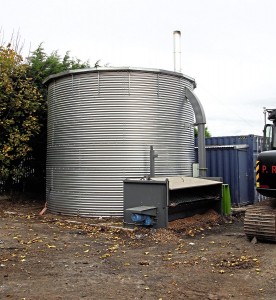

left=1, top=197, right=276, bottom=300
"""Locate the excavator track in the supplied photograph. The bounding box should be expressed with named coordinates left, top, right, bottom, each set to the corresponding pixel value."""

left=244, top=200, right=276, bottom=242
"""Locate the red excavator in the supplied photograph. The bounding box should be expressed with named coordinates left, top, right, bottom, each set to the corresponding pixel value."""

left=244, top=109, right=276, bottom=241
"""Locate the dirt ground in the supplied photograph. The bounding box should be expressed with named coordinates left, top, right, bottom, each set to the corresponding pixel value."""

left=1, top=197, right=276, bottom=300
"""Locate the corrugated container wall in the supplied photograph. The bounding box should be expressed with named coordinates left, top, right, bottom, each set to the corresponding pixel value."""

left=45, top=68, right=196, bottom=217
left=196, top=135, right=263, bottom=206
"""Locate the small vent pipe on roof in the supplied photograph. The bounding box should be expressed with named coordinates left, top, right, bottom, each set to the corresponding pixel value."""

left=173, top=30, right=182, bottom=73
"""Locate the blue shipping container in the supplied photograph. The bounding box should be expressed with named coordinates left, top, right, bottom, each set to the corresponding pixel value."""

left=195, top=135, right=263, bottom=206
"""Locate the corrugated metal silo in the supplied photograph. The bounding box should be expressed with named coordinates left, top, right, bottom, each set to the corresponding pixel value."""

left=45, top=67, right=196, bottom=217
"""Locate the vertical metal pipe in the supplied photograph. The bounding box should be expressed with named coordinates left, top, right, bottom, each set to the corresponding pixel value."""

left=185, top=87, right=207, bottom=177
left=150, top=146, right=158, bottom=177
left=263, top=107, right=267, bottom=126
left=173, top=30, right=182, bottom=73
left=198, top=124, right=207, bottom=177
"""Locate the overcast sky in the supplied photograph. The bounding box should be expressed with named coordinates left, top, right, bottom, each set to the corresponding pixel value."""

left=1, top=0, right=276, bottom=137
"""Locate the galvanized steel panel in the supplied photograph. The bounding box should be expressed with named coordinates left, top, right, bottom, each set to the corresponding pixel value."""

left=46, top=68, right=196, bottom=217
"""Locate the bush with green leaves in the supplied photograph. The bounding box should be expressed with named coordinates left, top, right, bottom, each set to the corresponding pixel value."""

left=0, top=45, right=42, bottom=185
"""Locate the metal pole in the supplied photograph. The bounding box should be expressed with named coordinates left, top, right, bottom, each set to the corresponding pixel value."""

left=150, top=146, right=158, bottom=177
left=173, top=31, right=182, bottom=73
left=198, top=124, right=207, bottom=177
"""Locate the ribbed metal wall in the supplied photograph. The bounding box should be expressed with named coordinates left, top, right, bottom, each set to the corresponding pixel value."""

left=45, top=68, right=196, bottom=217
left=195, top=135, right=264, bottom=205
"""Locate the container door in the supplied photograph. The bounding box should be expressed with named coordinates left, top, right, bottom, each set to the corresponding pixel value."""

left=238, top=149, right=249, bottom=205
